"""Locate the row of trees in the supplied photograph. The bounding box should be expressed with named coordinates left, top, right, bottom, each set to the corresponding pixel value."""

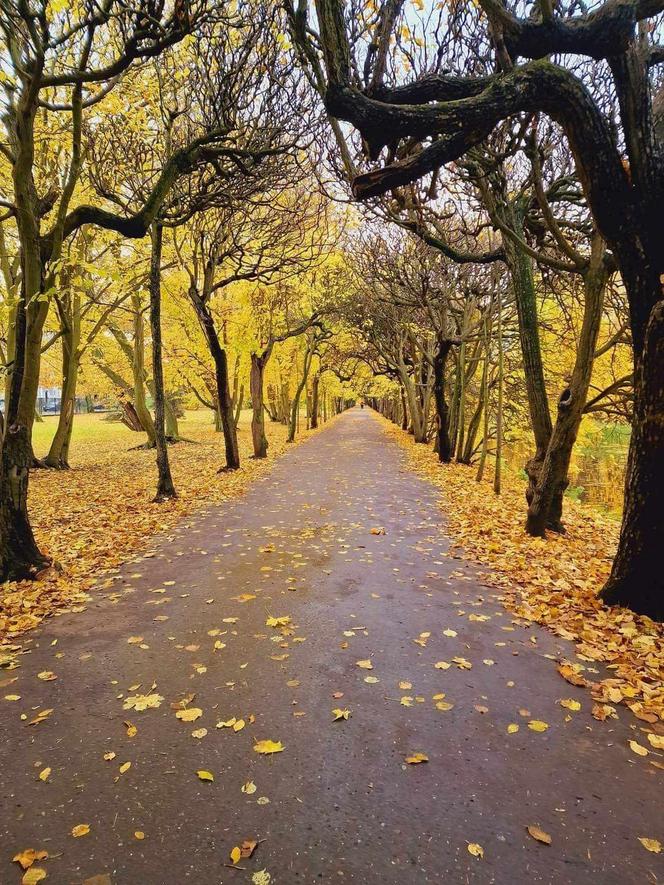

left=0, top=1, right=356, bottom=579
left=286, top=0, right=662, bottom=620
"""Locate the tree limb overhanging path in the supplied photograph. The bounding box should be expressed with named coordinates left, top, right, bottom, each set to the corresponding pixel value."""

left=1, top=409, right=660, bottom=884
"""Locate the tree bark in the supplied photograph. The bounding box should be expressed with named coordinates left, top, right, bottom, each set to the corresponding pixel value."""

left=526, top=237, right=607, bottom=535
left=148, top=223, right=176, bottom=501
left=250, top=351, right=269, bottom=458
left=310, top=371, right=320, bottom=429
left=600, top=295, right=664, bottom=620
left=432, top=338, right=453, bottom=463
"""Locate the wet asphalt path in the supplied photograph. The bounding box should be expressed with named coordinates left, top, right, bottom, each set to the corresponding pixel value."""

left=0, top=408, right=661, bottom=885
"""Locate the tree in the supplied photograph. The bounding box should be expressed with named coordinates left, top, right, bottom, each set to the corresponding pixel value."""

left=0, top=0, right=237, bottom=579
left=297, top=0, right=664, bottom=619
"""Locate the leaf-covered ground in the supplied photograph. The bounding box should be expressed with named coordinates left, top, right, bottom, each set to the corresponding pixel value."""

left=0, top=411, right=321, bottom=647
left=1, top=407, right=660, bottom=884
left=383, top=418, right=664, bottom=725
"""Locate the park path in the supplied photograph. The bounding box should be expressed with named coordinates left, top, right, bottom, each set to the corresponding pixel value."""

left=1, top=408, right=661, bottom=885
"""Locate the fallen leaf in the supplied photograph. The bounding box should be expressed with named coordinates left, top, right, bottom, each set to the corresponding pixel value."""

left=241, top=839, right=258, bottom=859
left=230, top=846, right=242, bottom=864
left=467, top=843, right=484, bottom=858
left=528, top=720, right=549, bottom=733
left=629, top=740, right=648, bottom=757
left=332, top=708, right=351, bottom=720
left=266, top=615, right=291, bottom=628
left=405, top=752, right=428, bottom=764
left=356, top=659, right=373, bottom=670
left=242, top=781, right=257, bottom=794
left=13, top=850, right=48, bottom=871
left=22, top=868, right=47, bottom=885
left=559, top=699, right=581, bottom=712
left=71, top=824, right=90, bottom=837
left=527, top=825, right=552, bottom=845
left=38, top=767, right=51, bottom=782
left=176, top=707, right=203, bottom=722
left=122, top=693, right=163, bottom=712
left=638, top=837, right=661, bottom=853
left=254, top=739, right=285, bottom=755
left=197, top=770, right=214, bottom=781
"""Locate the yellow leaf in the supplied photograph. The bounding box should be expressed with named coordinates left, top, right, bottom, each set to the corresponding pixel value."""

left=434, top=661, right=450, bottom=670
left=254, top=739, right=284, bottom=755
left=71, top=824, right=90, bottom=837
left=435, top=701, right=454, bottom=711
left=405, top=752, right=428, bottom=764
left=647, top=733, right=664, bottom=750
left=507, top=723, right=519, bottom=734
left=364, top=676, right=379, bottom=684
left=399, top=681, right=412, bottom=690
left=13, top=849, right=48, bottom=870
left=467, top=843, right=484, bottom=858
left=442, top=629, right=457, bottom=637
left=638, top=837, right=661, bottom=853
left=22, top=868, right=47, bottom=885
left=242, top=780, right=257, bottom=794
left=356, top=659, right=373, bottom=669
left=119, top=761, right=131, bottom=774
left=559, top=699, right=581, bottom=712
left=332, top=708, right=351, bottom=720
left=629, top=740, right=648, bottom=756
left=197, top=770, right=214, bottom=781
left=37, top=671, right=57, bottom=681
left=233, top=719, right=246, bottom=732
left=176, top=707, right=203, bottom=722
left=123, top=693, right=163, bottom=711
left=191, top=728, right=208, bottom=739
left=216, top=718, right=237, bottom=728
left=134, top=831, right=145, bottom=840
left=38, top=767, right=51, bottom=782
left=400, top=696, right=413, bottom=707
left=266, top=615, right=291, bottom=628
left=528, top=720, right=549, bottom=733
left=527, top=825, right=552, bottom=845
left=230, top=846, right=242, bottom=864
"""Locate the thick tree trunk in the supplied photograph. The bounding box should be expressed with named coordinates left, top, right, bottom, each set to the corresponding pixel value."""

left=0, top=290, right=49, bottom=578
left=148, top=224, right=176, bottom=501
left=0, top=96, right=50, bottom=578
left=433, top=339, right=453, bottom=463
left=600, top=296, right=664, bottom=620
left=526, top=238, right=607, bottom=535
left=250, top=352, right=269, bottom=458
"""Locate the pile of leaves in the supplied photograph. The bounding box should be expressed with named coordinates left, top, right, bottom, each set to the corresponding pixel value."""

left=384, top=420, right=664, bottom=724
left=0, top=412, right=324, bottom=647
